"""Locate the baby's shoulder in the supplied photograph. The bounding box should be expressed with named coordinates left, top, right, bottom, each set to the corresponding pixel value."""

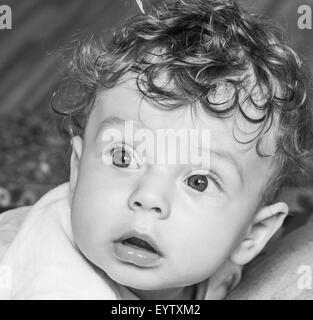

left=0, top=182, right=71, bottom=262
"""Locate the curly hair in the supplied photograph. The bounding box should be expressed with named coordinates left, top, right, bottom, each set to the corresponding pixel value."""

left=51, top=0, right=313, bottom=205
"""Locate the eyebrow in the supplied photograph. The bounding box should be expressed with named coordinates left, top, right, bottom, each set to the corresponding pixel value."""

left=209, top=149, right=244, bottom=186
left=99, top=115, right=130, bottom=128
left=97, top=115, right=144, bottom=133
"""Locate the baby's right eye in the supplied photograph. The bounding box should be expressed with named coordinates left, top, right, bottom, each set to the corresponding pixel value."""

left=102, top=144, right=141, bottom=169
left=183, top=171, right=223, bottom=194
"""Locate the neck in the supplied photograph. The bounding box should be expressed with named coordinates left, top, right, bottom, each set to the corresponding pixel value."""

left=126, top=285, right=196, bottom=300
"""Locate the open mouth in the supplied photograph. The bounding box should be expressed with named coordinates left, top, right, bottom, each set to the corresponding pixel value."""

left=112, top=230, right=163, bottom=267
left=122, top=237, right=158, bottom=254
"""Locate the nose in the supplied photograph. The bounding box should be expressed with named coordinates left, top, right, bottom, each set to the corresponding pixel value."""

left=128, top=176, right=171, bottom=220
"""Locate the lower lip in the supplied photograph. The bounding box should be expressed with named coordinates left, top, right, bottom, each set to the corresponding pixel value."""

left=112, top=241, right=162, bottom=268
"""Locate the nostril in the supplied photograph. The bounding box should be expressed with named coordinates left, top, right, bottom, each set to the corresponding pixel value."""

left=133, top=201, right=142, bottom=208
left=153, top=207, right=161, bottom=214
left=131, top=201, right=163, bottom=214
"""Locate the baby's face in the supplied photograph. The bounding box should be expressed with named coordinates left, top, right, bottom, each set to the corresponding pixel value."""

left=70, top=78, right=278, bottom=291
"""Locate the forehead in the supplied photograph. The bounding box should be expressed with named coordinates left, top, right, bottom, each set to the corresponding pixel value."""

left=85, top=78, right=279, bottom=182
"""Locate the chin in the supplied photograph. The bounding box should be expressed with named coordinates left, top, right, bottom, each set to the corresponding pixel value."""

left=104, top=264, right=171, bottom=290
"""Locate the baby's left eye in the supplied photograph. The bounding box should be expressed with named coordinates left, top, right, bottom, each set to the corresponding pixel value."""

left=103, top=145, right=141, bottom=169
left=184, top=174, right=221, bottom=193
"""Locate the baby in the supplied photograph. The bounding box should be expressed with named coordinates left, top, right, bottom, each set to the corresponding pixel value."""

left=0, top=0, right=312, bottom=300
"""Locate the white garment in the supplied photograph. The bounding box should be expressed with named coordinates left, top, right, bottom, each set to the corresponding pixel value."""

left=0, top=183, right=241, bottom=300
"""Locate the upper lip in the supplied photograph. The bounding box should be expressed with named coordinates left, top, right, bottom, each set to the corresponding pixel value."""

left=116, top=230, right=163, bottom=256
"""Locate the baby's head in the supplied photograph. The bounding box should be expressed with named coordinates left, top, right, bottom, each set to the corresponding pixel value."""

left=52, top=0, right=313, bottom=299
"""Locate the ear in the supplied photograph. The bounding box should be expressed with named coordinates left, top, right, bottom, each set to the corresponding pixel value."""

left=69, top=136, right=83, bottom=193
left=230, top=202, right=289, bottom=266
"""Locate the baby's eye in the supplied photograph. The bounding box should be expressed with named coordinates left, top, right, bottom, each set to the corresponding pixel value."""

left=184, top=174, right=221, bottom=193
left=104, top=145, right=141, bottom=169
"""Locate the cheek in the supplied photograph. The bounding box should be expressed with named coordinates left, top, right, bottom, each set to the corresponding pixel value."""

left=163, top=201, right=249, bottom=279
left=70, top=170, right=132, bottom=251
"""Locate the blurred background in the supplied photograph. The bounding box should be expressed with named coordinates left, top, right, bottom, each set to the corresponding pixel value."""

left=0, top=0, right=312, bottom=223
